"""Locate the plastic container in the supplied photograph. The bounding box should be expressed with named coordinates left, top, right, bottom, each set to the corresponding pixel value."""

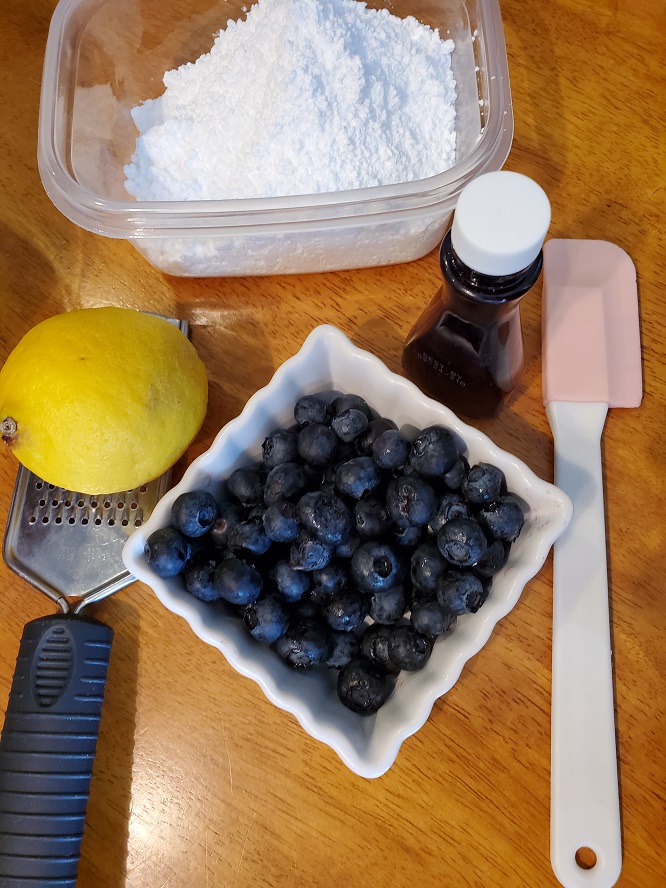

left=38, top=0, right=513, bottom=277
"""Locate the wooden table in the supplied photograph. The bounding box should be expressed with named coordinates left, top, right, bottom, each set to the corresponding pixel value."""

left=1, top=1, right=664, bottom=885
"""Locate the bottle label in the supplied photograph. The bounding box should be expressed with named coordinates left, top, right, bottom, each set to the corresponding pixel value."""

left=415, top=350, right=466, bottom=388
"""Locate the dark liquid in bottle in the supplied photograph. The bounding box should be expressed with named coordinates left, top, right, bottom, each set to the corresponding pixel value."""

left=402, top=233, right=542, bottom=420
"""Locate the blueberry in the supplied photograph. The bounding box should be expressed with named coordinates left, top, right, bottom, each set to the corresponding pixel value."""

left=335, top=534, right=362, bottom=559
left=144, top=526, right=191, bottom=577
left=337, top=657, right=396, bottom=714
left=410, top=542, right=447, bottom=593
left=428, top=492, right=470, bottom=534
left=368, top=585, right=408, bottom=624
left=184, top=561, right=221, bottom=602
left=297, top=490, right=354, bottom=546
left=186, top=541, right=225, bottom=571
left=477, top=495, right=525, bottom=542
left=335, top=456, right=382, bottom=499
left=390, top=524, right=424, bottom=549
left=461, top=462, right=506, bottom=505
left=437, top=517, right=488, bottom=567
left=351, top=541, right=402, bottom=592
left=294, top=395, right=329, bottom=426
left=386, top=625, right=433, bottom=671
left=262, top=499, right=300, bottom=543
left=271, top=560, right=311, bottom=602
left=275, top=619, right=333, bottom=668
left=243, top=595, right=290, bottom=643
left=289, top=531, right=333, bottom=571
left=410, top=596, right=457, bottom=636
left=436, top=569, right=486, bottom=615
left=209, top=501, right=245, bottom=547
left=227, top=517, right=272, bottom=557
left=326, top=632, right=361, bottom=669
left=331, top=394, right=371, bottom=419
left=262, top=428, right=298, bottom=469
left=359, top=624, right=401, bottom=674
left=170, top=490, right=218, bottom=538
left=214, top=556, right=263, bottom=605
left=386, top=474, right=438, bottom=527
left=330, top=408, right=369, bottom=443
left=263, top=461, right=308, bottom=505
left=353, top=496, right=391, bottom=539
left=305, top=582, right=332, bottom=608
left=355, top=417, right=398, bottom=455
left=312, top=562, right=348, bottom=596
left=228, top=466, right=264, bottom=506
left=474, top=539, right=510, bottom=578
left=321, top=588, right=369, bottom=632
left=371, top=429, right=410, bottom=470
left=409, top=426, right=459, bottom=477
left=443, top=455, right=469, bottom=491
left=297, top=423, right=339, bottom=466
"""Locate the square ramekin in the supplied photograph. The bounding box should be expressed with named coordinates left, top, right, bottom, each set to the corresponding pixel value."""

left=122, top=326, right=572, bottom=778
left=38, top=0, right=513, bottom=276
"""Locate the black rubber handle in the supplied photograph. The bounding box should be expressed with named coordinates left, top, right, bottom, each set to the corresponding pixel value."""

left=0, top=613, right=113, bottom=887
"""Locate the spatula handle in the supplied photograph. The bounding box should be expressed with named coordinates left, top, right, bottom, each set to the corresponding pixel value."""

left=0, top=613, right=113, bottom=887
left=546, top=401, right=622, bottom=888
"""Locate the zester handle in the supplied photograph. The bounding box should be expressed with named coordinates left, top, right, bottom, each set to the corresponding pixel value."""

left=0, top=613, right=113, bottom=887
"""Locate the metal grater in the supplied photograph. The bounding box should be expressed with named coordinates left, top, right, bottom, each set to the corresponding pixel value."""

left=2, top=316, right=188, bottom=614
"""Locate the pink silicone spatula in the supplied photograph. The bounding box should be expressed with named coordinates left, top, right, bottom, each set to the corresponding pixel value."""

left=542, top=239, right=642, bottom=888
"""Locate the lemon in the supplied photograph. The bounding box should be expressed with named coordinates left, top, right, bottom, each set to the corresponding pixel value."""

left=0, top=307, right=208, bottom=494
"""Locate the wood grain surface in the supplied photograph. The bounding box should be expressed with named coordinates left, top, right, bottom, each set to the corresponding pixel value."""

left=1, top=1, right=664, bottom=886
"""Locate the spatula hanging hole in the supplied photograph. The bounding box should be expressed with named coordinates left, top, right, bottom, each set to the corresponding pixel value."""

left=575, top=847, right=597, bottom=870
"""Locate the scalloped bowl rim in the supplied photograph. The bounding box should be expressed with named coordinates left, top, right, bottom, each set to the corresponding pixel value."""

left=123, top=325, right=572, bottom=778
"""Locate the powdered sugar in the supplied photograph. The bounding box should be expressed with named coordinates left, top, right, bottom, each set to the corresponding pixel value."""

left=124, top=0, right=456, bottom=201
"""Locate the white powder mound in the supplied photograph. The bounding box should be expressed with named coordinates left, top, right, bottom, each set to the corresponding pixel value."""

left=124, top=0, right=456, bottom=201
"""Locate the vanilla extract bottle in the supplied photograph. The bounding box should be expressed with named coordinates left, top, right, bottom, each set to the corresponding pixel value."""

left=402, top=171, right=551, bottom=419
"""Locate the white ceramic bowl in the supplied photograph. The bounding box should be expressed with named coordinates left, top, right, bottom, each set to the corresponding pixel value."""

left=123, top=325, right=572, bottom=778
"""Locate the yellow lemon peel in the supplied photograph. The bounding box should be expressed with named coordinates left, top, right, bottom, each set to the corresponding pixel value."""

left=0, top=308, right=208, bottom=493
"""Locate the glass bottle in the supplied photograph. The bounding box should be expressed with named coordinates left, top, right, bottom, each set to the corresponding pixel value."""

left=402, top=171, right=551, bottom=420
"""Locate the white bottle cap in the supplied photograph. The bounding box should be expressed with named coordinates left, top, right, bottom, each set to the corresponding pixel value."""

left=450, top=171, right=551, bottom=276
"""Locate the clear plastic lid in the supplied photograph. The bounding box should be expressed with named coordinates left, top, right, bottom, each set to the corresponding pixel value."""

left=451, top=171, right=551, bottom=276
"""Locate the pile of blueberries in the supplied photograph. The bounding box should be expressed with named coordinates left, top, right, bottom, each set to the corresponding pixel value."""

left=144, top=393, right=525, bottom=714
